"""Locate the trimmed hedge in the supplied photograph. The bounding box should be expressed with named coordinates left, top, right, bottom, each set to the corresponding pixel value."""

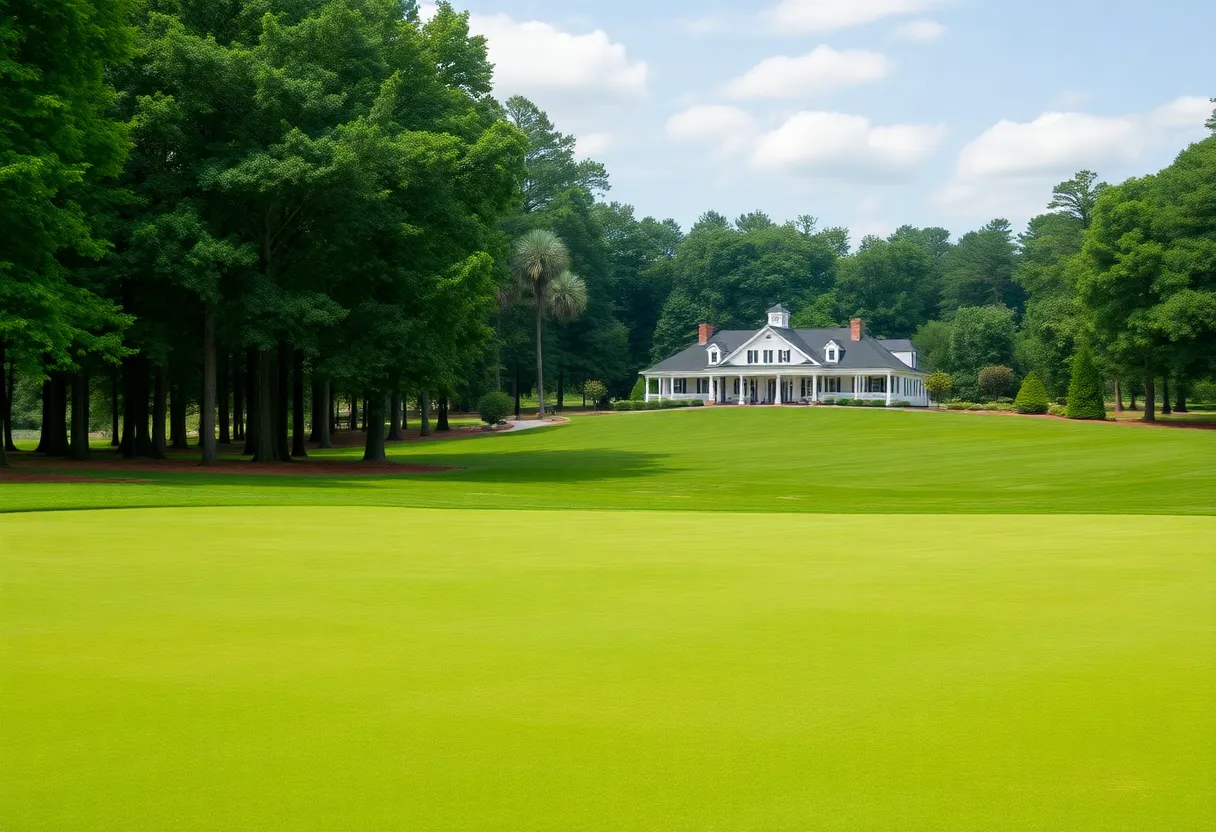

left=477, top=392, right=513, bottom=425
left=1066, top=344, right=1107, bottom=420
left=1048, top=403, right=1067, bottom=417
left=1014, top=372, right=1050, bottom=415
left=629, top=377, right=646, bottom=401
left=615, top=399, right=705, bottom=411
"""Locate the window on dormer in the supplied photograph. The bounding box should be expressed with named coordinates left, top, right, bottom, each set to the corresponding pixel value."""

left=827, top=347, right=838, bottom=363
left=709, top=349, right=719, bottom=365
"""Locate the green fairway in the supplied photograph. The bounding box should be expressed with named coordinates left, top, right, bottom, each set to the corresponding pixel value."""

left=1, top=508, right=1212, bottom=831
left=3, top=407, right=1215, bottom=515
left=3, top=411, right=1215, bottom=830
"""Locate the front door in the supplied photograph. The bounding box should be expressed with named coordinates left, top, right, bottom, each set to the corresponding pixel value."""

left=748, top=379, right=758, bottom=403
left=766, top=379, right=776, bottom=403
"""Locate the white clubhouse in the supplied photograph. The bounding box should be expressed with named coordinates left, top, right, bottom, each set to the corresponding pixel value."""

left=642, top=306, right=930, bottom=406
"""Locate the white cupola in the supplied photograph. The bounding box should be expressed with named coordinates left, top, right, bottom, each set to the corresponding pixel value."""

left=767, top=304, right=790, bottom=329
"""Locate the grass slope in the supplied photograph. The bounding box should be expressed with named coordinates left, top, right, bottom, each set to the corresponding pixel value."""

left=2, top=508, right=1212, bottom=831
left=3, top=408, right=1215, bottom=515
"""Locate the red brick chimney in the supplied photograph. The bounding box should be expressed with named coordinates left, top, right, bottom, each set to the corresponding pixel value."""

left=698, top=323, right=716, bottom=345
left=850, top=318, right=865, bottom=341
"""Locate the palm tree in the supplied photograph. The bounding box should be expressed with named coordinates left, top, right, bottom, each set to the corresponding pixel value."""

left=509, top=230, right=588, bottom=418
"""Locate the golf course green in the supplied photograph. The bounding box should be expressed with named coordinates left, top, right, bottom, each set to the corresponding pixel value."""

left=2, top=409, right=1214, bottom=830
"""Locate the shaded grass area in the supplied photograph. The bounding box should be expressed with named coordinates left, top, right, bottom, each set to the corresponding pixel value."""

left=1, top=508, right=1212, bottom=832
left=3, top=408, right=1215, bottom=515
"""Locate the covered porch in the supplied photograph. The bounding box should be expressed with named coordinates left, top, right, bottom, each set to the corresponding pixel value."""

left=644, top=372, right=927, bottom=406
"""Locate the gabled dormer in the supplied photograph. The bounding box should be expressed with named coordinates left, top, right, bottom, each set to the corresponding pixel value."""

left=823, top=340, right=842, bottom=364
left=767, top=304, right=790, bottom=329
left=707, top=344, right=722, bottom=366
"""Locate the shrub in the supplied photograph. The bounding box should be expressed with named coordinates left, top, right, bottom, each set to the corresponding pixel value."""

left=945, top=401, right=977, bottom=410
left=583, top=380, right=608, bottom=411
left=890, top=400, right=912, bottom=408
left=1048, top=403, right=1067, bottom=417
left=688, top=399, right=705, bottom=407
left=952, top=372, right=981, bottom=403
left=629, top=377, right=646, bottom=401
left=967, top=403, right=986, bottom=411
left=1014, top=372, right=1050, bottom=414
left=863, top=400, right=888, bottom=408
left=477, top=392, right=513, bottom=426
left=644, top=400, right=663, bottom=410
left=613, top=400, right=634, bottom=412
left=1066, top=344, right=1107, bottom=420
left=925, top=370, right=954, bottom=404
left=978, top=365, right=1016, bottom=400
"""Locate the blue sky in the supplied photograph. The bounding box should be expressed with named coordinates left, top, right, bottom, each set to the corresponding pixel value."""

left=428, top=0, right=1214, bottom=243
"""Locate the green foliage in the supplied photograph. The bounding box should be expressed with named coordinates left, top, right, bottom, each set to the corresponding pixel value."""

left=978, top=366, right=1016, bottom=400
left=1014, top=372, right=1050, bottom=414
left=582, top=380, right=608, bottom=410
left=949, top=306, right=1017, bottom=376
left=629, top=377, right=646, bottom=401
left=613, top=400, right=635, bottom=411
left=477, top=392, right=513, bottom=426
left=1048, top=403, right=1068, bottom=417
left=925, top=370, right=954, bottom=403
left=941, top=219, right=1022, bottom=314
left=1066, top=344, right=1107, bottom=420
left=912, top=320, right=952, bottom=372
left=835, top=237, right=935, bottom=338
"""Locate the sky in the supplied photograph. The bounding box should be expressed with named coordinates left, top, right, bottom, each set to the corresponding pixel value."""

left=423, top=0, right=1214, bottom=243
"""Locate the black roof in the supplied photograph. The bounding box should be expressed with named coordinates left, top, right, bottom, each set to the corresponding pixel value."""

left=646, top=327, right=922, bottom=374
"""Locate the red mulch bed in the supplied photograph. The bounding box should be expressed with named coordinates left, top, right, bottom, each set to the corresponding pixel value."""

left=935, top=409, right=1216, bottom=429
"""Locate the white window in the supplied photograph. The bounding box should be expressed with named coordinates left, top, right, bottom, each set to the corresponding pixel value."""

left=673, top=379, right=687, bottom=394
left=696, top=378, right=709, bottom=394
left=777, top=350, right=791, bottom=364
left=709, top=349, right=720, bottom=365
left=747, top=350, right=759, bottom=364
left=824, top=377, right=842, bottom=393
left=827, top=348, right=838, bottom=363
left=763, top=350, right=774, bottom=363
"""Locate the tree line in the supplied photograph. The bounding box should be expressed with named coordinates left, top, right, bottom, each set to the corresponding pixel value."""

left=3, top=0, right=1214, bottom=472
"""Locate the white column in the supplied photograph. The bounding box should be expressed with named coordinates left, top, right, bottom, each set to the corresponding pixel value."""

left=775, top=375, right=782, bottom=405
left=887, top=374, right=893, bottom=405
left=644, top=376, right=651, bottom=403
left=738, top=375, right=745, bottom=405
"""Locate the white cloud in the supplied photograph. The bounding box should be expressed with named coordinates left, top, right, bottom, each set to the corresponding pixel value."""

left=893, top=19, right=945, bottom=40
left=936, top=96, right=1212, bottom=216
left=680, top=15, right=727, bottom=35
left=667, top=105, right=760, bottom=156
left=723, top=46, right=890, bottom=100
left=576, top=133, right=616, bottom=157
left=763, top=0, right=937, bottom=34
left=751, top=111, right=947, bottom=179
left=471, top=14, right=648, bottom=104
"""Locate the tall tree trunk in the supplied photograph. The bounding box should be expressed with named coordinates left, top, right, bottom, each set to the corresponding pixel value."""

left=4, top=360, right=16, bottom=452
left=152, top=366, right=168, bottom=460
left=361, top=396, right=368, bottom=431
left=388, top=390, right=404, bottom=441
left=1129, top=385, right=1138, bottom=411
left=170, top=377, right=188, bottom=450
left=1161, top=377, right=1172, bottom=416
left=557, top=370, right=564, bottom=412
left=1175, top=379, right=1189, bottom=413
left=1113, top=377, right=1123, bottom=413
left=437, top=396, right=450, bottom=432
left=109, top=370, right=120, bottom=446
left=310, top=380, right=323, bottom=443
left=68, top=371, right=90, bottom=460
left=349, top=394, right=357, bottom=432
left=420, top=392, right=431, bottom=437
left=1142, top=377, right=1156, bottom=423
left=535, top=300, right=546, bottom=418
left=218, top=348, right=231, bottom=445
left=35, top=379, right=50, bottom=453
left=120, top=357, right=136, bottom=458
left=317, top=380, right=332, bottom=449
left=131, top=359, right=153, bottom=457
left=200, top=307, right=218, bottom=466
left=251, top=348, right=282, bottom=463
left=242, top=348, right=258, bottom=455
left=291, top=349, right=307, bottom=458
left=513, top=365, right=521, bottom=419
left=362, top=393, right=386, bottom=463
left=0, top=343, right=7, bottom=466
left=275, top=342, right=291, bottom=462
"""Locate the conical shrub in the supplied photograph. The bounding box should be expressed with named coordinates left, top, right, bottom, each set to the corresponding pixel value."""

left=1066, top=345, right=1107, bottom=420
left=1015, top=372, right=1050, bottom=414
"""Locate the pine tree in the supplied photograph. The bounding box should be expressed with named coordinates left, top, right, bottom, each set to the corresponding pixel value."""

left=1014, top=372, right=1050, bottom=414
left=1065, top=344, right=1107, bottom=420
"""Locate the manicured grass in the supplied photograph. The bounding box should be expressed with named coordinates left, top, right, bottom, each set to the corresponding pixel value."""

left=3, top=407, right=1215, bottom=515
left=1, top=508, right=1212, bottom=831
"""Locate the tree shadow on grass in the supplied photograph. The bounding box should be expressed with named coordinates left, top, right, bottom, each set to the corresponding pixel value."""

left=276, top=448, right=674, bottom=488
